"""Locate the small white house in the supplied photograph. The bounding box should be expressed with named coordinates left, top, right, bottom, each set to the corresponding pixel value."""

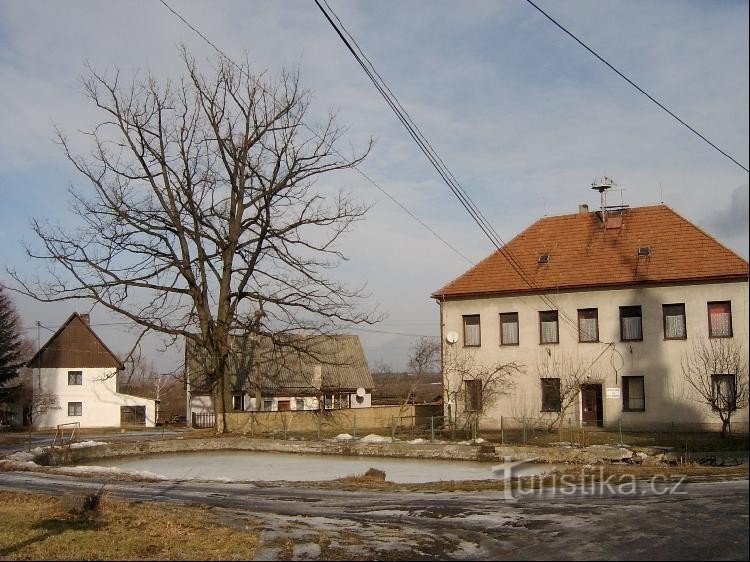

left=28, top=313, right=157, bottom=429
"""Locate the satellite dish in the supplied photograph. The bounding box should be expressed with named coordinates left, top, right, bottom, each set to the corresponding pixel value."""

left=445, top=331, right=459, bottom=344
left=356, top=387, right=366, bottom=398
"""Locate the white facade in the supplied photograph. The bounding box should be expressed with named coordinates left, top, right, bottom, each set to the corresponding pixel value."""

left=32, top=366, right=156, bottom=429
left=189, top=391, right=372, bottom=418
left=441, top=280, right=749, bottom=430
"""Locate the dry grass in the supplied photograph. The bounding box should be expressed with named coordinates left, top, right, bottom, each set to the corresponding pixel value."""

left=0, top=491, right=260, bottom=560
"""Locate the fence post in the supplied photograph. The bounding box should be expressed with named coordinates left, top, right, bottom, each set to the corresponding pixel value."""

left=619, top=418, right=623, bottom=445
left=317, top=413, right=321, bottom=441
left=523, top=417, right=527, bottom=444
left=671, top=421, right=676, bottom=450
left=500, top=415, right=504, bottom=445
left=568, top=417, right=571, bottom=444
left=391, top=416, right=396, bottom=440
left=352, top=415, right=357, bottom=439
left=430, top=416, right=435, bottom=442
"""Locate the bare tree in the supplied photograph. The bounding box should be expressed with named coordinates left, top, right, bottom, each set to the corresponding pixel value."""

left=537, top=350, right=601, bottom=431
left=682, top=338, right=749, bottom=437
left=407, top=337, right=440, bottom=375
left=8, top=49, right=377, bottom=432
left=443, top=346, right=523, bottom=431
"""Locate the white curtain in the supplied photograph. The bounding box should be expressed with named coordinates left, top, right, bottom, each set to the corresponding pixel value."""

left=622, top=316, right=642, bottom=340
left=502, top=321, right=519, bottom=345
left=579, top=318, right=598, bottom=341
left=464, top=321, right=481, bottom=346
left=626, top=377, right=645, bottom=410
left=665, top=314, right=686, bottom=338
left=541, top=320, right=558, bottom=343
left=710, top=312, right=731, bottom=337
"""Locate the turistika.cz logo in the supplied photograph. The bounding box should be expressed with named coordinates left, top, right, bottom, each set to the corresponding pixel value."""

left=492, top=458, right=688, bottom=503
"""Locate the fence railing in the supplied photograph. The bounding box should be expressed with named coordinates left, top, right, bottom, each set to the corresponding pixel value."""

left=52, top=422, right=80, bottom=447
left=192, top=412, right=215, bottom=429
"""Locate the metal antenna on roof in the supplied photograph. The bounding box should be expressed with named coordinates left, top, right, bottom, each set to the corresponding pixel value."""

left=591, top=176, right=616, bottom=228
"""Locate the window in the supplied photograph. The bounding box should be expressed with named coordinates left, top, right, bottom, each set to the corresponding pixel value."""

left=711, top=374, right=737, bottom=411
left=295, top=398, right=305, bottom=411
left=262, top=398, right=273, bottom=411
left=463, top=315, right=481, bottom=346
left=67, top=371, right=82, bottom=385
left=539, top=310, right=559, bottom=344
left=708, top=301, right=733, bottom=338
left=465, top=379, right=482, bottom=411
left=663, top=304, right=686, bottom=339
left=620, top=306, right=643, bottom=341
left=324, top=394, right=348, bottom=409
left=578, top=309, right=599, bottom=342
left=541, top=378, right=561, bottom=412
left=499, top=312, right=519, bottom=345
left=68, top=402, right=82, bottom=417
left=232, top=393, right=244, bottom=411
left=622, top=376, right=645, bottom=412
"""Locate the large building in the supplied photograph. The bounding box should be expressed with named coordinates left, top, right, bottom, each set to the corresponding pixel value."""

left=432, top=203, right=748, bottom=431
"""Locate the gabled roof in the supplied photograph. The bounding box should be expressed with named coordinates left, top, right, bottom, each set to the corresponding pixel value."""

left=188, top=333, right=374, bottom=394
left=433, top=205, right=749, bottom=299
left=27, top=313, right=124, bottom=370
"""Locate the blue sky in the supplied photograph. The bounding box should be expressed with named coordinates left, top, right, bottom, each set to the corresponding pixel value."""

left=0, top=0, right=747, bottom=372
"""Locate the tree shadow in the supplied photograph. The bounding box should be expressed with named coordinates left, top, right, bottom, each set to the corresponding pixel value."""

left=0, top=515, right=105, bottom=558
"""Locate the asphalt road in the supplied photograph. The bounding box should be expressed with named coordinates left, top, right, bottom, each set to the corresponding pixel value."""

left=0, top=470, right=747, bottom=560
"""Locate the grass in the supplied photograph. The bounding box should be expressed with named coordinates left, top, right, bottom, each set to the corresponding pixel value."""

left=0, top=491, right=260, bottom=560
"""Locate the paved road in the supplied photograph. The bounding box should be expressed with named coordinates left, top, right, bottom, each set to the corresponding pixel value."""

left=0, top=470, right=747, bottom=560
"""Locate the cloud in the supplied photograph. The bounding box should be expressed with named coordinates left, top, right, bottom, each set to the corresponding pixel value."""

left=700, top=183, right=750, bottom=257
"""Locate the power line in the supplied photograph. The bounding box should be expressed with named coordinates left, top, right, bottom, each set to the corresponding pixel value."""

left=314, top=0, right=585, bottom=339
left=158, top=0, right=472, bottom=266
left=524, top=0, right=749, bottom=173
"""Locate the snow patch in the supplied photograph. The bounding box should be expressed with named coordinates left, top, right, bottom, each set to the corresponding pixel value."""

left=56, top=465, right=169, bottom=480
left=334, top=433, right=354, bottom=441
left=407, top=438, right=429, bottom=445
left=360, top=434, right=393, bottom=443
left=70, top=440, right=109, bottom=449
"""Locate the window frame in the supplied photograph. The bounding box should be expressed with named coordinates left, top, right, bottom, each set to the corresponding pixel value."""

left=662, top=303, right=687, bottom=340
left=464, top=379, right=482, bottom=412
left=540, top=378, right=561, bottom=412
left=619, top=305, right=643, bottom=342
left=295, top=398, right=305, bottom=411
left=707, top=301, right=733, bottom=338
left=262, top=398, right=274, bottom=411
left=67, top=371, right=83, bottom=386
left=67, top=401, right=82, bottom=417
left=231, top=393, right=244, bottom=411
left=462, top=314, right=481, bottom=347
left=499, top=312, right=520, bottom=346
left=577, top=308, right=599, bottom=343
left=539, top=310, right=559, bottom=344
left=622, top=376, right=646, bottom=412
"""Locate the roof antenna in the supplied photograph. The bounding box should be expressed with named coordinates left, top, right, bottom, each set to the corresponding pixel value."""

left=591, top=176, right=616, bottom=228
left=659, top=182, right=664, bottom=204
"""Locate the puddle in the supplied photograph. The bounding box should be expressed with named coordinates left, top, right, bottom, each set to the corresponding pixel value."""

left=86, top=450, right=553, bottom=483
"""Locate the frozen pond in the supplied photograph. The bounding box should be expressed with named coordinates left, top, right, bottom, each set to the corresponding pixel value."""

left=88, top=450, right=554, bottom=483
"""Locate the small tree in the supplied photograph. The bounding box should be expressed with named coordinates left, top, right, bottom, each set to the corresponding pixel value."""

left=681, top=338, right=749, bottom=437
left=0, top=285, right=25, bottom=405
left=443, top=346, right=523, bottom=432
left=537, top=350, right=601, bottom=431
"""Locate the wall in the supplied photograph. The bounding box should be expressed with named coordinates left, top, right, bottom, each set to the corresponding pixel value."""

left=32, top=367, right=156, bottom=429
left=224, top=404, right=418, bottom=434
left=441, top=280, right=749, bottom=430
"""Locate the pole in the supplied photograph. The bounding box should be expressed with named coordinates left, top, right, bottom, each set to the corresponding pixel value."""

left=500, top=415, right=504, bottom=445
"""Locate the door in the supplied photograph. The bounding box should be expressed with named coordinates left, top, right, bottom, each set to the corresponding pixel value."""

left=580, top=384, right=603, bottom=427
left=277, top=400, right=291, bottom=411
left=120, top=406, right=146, bottom=426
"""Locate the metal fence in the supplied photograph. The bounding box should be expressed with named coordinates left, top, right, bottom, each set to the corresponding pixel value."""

left=192, top=412, right=215, bottom=429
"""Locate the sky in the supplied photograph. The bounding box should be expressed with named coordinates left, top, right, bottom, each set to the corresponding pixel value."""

left=0, top=0, right=748, bottom=373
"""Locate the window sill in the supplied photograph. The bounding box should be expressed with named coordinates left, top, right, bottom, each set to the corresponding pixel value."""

left=622, top=409, right=645, bottom=413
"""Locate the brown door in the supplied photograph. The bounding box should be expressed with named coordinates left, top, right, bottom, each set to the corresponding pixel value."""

left=580, top=384, right=603, bottom=426
left=277, top=400, right=291, bottom=411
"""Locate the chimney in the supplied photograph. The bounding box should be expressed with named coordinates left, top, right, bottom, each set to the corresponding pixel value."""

left=79, top=313, right=90, bottom=325
left=578, top=204, right=589, bottom=215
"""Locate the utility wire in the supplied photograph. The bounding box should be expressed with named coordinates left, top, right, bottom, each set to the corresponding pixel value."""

left=524, top=0, right=749, bottom=173
left=158, top=0, right=472, bottom=265
left=315, top=0, right=585, bottom=338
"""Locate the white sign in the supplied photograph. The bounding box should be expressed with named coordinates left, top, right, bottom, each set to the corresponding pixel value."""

left=606, top=387, right=621, bottom=399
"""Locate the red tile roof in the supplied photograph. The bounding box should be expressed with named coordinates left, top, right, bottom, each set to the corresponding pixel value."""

left=432, top=205, right=748, bottom=299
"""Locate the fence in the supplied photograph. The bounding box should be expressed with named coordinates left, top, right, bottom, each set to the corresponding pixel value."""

left=192, top=412, right=216, bottom=429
